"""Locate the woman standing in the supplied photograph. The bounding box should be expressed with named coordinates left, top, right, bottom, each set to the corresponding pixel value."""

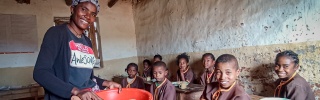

left=33, top=0, right=121, bottom=99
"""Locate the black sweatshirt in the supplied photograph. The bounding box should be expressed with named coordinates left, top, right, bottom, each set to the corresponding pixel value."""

left=33, top=24, right=106, bottom=99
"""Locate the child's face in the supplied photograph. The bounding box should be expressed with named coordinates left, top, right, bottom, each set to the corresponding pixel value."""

left=143, top=62, right=149, bottom=68
left=154, top=58, right=161, bottom=63
left=179, top=58, right=188, bottom=70
left=127, top=66, right=137, bottom=78
left=153, top=66, right=168, bottom=82
left=275, top=56, right=298, bottom=79
left=215, top=62, right=239, bottom=89
left=203, top=56, right=215, bottom=69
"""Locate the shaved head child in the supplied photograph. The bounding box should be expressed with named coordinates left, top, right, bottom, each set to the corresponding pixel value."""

left=201, top=54, right=250, bottom=100
left=150, top=61, right=176, bottom=100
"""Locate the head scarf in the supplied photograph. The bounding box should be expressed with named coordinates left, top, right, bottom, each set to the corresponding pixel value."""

left=72, top=0, right=100, bottom=12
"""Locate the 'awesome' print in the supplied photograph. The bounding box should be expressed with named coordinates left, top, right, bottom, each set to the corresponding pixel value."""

left=69, top=40, right=96, bottom=69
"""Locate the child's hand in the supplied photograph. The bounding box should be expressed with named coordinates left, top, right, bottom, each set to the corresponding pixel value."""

left=179, top=68, right=184, bottom=74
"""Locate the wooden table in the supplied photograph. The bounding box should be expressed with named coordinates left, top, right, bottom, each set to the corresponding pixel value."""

left=112, top=76, right=126, bottom=84
left=175, top=83, right=205, bottom=100
left=0, top=84, right=44, bottom=100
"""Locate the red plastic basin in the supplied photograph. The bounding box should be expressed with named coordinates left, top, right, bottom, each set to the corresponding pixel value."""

left=96, top=88, right=153, bottom=100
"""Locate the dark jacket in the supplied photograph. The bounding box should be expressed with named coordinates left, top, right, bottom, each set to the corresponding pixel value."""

left=33, top=24, right=106, bottom=100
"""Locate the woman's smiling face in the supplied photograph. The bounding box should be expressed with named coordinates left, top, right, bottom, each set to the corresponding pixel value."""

left=71, top=2, right=97, bottom=30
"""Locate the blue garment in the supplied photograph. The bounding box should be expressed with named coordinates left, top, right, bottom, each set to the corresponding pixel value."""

left=67, top=28, right=96, bottom=90
left=33, top=24, right=106, bottom=100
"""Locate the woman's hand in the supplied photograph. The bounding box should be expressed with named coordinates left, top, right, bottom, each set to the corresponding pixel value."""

left=71, top=87, right=102, bottom=100
left=103, top=80, right=122, bottom=93
left=77, top=91, right=101, bottom=100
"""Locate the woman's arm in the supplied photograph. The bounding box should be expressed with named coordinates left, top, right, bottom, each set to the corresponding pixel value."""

left=33, top=26, right=74, bottom=98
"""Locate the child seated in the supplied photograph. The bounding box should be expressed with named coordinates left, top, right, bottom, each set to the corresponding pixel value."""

left=121, top=63, right=145, bottom=89
left=153, top=54, right=162, bottom=63
left=150, top=61, right=176, bottom=100
left=201, top=54, right=250, bottom=100
left=273, top=50, right=315, bottom=100
left=176, top=53, right=194, bottom=83
left=200, top=53, right=217, bottom=85
left=142, top=59, right=152, bottom=78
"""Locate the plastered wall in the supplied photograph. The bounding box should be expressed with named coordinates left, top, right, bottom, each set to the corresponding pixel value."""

left=0, top=0, right=138, bottom=86
left=133, top=0, right=320, bottom=98
left=134, top=0, right=320, bottom=56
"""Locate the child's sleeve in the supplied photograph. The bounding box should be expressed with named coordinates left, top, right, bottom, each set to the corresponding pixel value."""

left=185, top=70, right=194, bottom=83
left=149, top=84, right=155, bottom=94
left=164, top=85, right=176, bottom=100
left=199, top=73, right=205, bottom=85
left=140, top=77, right=145, bottom=89
left=200, top=84, right=208, bottom=100
left=287, top=85, right=309, bottom=100
left=176, top=71, right=180, bottom=81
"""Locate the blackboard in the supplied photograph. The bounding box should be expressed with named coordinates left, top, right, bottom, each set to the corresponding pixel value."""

left=0, top=14, right=37, bottom=53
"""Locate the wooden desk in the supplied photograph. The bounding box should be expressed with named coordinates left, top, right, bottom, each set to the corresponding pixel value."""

left=250, top=94, right=264, bottom=100
left=176, top=83, right=205, bottom=100
left=0, top=84, right=44, bottom=100
left=112, top=76, right=126, bottom=84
